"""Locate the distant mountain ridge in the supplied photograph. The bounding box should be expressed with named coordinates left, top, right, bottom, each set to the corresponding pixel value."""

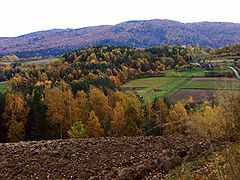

left=0, top=19, right=240, bottom=58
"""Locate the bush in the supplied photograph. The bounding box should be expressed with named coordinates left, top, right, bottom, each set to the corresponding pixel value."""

left=8, top=121, right=25, bottom=142
left=68, top=121, right=88, bottom=138
left=171, top=71, right=176, bottom=77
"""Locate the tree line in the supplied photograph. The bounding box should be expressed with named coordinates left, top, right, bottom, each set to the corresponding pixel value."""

left=1, top=86, right=239, bottom=143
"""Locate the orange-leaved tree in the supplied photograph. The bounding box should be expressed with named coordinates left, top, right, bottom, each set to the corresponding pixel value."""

left=88, top=86, right=111, bottom=133
left=87, top=111, right=104, bottom=138
left=111, top=102, right=126, bottom=136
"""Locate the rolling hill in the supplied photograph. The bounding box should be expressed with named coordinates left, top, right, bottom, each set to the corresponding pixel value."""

left=0, top=19, right=240, bottom=58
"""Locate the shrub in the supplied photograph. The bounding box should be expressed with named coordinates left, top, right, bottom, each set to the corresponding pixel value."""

left=8, top=121, right=25, bottom=142
left=171, top=71, right=176, bottom=77
left=68, top=121, right=88, bottom=138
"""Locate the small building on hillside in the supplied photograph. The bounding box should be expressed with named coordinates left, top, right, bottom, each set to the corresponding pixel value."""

left=202, top=63, right=215, bottom=69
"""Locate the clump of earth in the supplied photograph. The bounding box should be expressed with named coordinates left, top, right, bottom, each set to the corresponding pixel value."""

left=0, top=135, right=228, bottom=179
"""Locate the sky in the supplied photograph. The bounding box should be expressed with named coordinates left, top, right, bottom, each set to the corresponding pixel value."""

left=1, top=0, right=240, bottom=37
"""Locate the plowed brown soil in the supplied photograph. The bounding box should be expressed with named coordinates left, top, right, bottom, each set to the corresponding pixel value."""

left=168, top=89, right=215, bottom=102
left=0, top=135, right=227, bottom=180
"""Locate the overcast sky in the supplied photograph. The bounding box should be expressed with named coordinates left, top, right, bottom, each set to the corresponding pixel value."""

left=1, top=0, right=240, bottom=37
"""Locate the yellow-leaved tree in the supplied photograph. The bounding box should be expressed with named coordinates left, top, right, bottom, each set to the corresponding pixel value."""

left=44, top=86, right=77, bottom=139
left=110, top=91, right=144, bottom=136
left=88, top=86, right=111, bottom=133
left=3, top=92, right=30, bottom=142
left=74, top=90, right=89, bottom=125
left=166, top=102, right=188, bottom=135
left=189, top=101, right=224, bottom=137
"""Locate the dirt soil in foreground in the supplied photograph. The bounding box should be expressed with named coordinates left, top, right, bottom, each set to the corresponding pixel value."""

left=0, top=135, right=228, bottom=179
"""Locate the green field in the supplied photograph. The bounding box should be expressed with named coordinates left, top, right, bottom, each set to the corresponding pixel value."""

left=0, top=82, right=8, bottom=93
left=122, top=77, right=177, bottom=88
left=180, top=69, right=212, bottom=77
left=121, top=77, right=190, bottom=100
left=165, top=68, right=213, bottom=77
left=182, top=79, right=240, bottom=90
left=121, top=74, right=240, bottom=101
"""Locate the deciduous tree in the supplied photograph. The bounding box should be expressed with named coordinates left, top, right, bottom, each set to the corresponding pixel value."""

left=111, top=102, right=126, bottom=136
left=8, top=121, right=25, bottom=142
left=87, top=111, right=104, bottom=138
left=166, top=102, right=188, bottom=134
left=88, top=86, right=111, bottom=133
left=44, top=86, right=76, bottom=139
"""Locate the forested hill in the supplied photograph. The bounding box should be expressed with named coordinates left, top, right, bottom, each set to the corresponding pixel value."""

left=1, top=19, right=240, bottom=58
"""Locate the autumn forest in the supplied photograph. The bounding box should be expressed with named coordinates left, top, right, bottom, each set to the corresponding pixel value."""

left=0, top=44, right=240, bottom=143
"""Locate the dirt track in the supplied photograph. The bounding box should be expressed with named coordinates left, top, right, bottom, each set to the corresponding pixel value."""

left=0, top=135, right=227, bottom=179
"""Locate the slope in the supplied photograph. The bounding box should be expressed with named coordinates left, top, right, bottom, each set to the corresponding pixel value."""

left=0, top=19, right=240, bottom=58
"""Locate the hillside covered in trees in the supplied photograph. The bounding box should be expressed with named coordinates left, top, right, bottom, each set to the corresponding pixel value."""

left=1, top=44, right=240, bottom=144
left=1, top=19, right=240, bottom=57
left=0, top=44, right=202, bottom=142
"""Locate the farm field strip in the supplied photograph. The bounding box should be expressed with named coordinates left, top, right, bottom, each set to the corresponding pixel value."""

left=179, top=69, right=211, bottom=77
left=168, top=89, right=216, bottom=103
left=0, top=82, right=8, bottom=93
left=121, top=68, right=240, bottom=101
left=181, top=79, right=240, bottom=90
left=122, top=77, right=190, bottom=100
left=122, top=77, right=176, bottom=88
left=162, top=78, right=191, bottom=98
left=149, top=90, right=168, bottom=101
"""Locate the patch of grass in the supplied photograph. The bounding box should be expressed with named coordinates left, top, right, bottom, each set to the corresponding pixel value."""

left=136, top=87, right=153, bottom=95
left=149, top=90, right=168, bottom=101
left=122, top=77, right=175, bottom=88
left=121, top=77, right=189, bottom=100
left=0, top=83, right=8, bottom=93
left=182, top=79, right=240, bottom=90
left=160, top=78, right=187, bottom=89
left=180, top=68, right=212, bottom=77
left=165, top=144, right=240, bottom=180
